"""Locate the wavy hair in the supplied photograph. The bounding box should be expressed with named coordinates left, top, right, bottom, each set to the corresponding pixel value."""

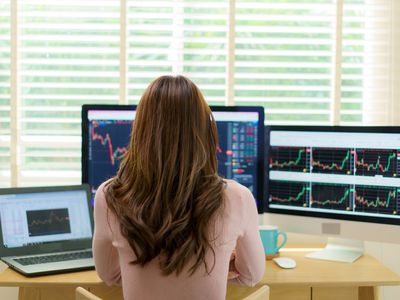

left=105, top=75, right=225, bottom=275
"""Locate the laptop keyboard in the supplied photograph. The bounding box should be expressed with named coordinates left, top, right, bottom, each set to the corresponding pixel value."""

left=15, top=250, right=93, bottom=266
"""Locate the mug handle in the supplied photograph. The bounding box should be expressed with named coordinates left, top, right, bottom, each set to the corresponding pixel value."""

left=276, top=231, right=287, bottom=251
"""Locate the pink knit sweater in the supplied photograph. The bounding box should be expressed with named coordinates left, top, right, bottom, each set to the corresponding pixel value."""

left=93, top=179, right=265, bottom=300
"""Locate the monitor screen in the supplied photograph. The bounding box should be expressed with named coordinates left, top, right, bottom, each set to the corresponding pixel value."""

left=82, top=105, right=265, bottom=212
left=266, top=126, right=400, bottom=226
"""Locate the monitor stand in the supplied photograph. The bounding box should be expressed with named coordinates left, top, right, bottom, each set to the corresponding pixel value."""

left=305, top=237, right=364, bottom=263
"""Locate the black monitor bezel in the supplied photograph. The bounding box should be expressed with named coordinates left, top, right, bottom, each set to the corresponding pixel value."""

left=265, top=125, right=400, bottom=226
left=82, top=104, right=265, bottom=213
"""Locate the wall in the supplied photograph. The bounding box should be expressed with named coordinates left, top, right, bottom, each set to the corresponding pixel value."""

left=365, top=241, right=400, bottom=299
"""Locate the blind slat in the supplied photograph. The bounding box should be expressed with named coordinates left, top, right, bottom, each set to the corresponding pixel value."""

left=1, top=0, right=396, bottom=186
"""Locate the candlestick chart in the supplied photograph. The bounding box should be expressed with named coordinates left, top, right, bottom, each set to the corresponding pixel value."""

left=355, top=149, right=398, bottom=177
left=311, top=148, right=353, bottom=175
left=354, top=185, right=398, bottom=215
left=311, top=183, right=353, bottom=211
left=269, top=146, right=309, bottom=172
left=269, top=180, right=309, bottom=207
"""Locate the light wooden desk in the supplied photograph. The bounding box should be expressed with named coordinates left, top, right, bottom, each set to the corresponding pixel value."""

left=227, top=249, right=400, bottom=300
left=0, top=249, right=399, bottom=300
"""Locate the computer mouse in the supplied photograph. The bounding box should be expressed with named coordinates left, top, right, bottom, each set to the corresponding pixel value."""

left=272, top=257, right=296, bottom=269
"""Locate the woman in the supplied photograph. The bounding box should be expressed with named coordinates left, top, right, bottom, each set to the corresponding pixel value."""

left=93, top=75, right=265, bottom=300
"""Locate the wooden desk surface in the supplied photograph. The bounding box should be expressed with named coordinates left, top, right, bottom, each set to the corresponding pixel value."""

left=0, top=265, right=103, bottom=288
left=0, top=250, right=399, bottom=288
left=262, top=249, right=400, bottom=287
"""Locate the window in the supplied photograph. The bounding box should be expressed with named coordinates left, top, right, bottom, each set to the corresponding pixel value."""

left=0, top=0, right=10, bottom=187
left=235, top=0, right=336, bottom=124
left=126, top=0, right=229, bottom=105
left=19, top=0, right=120, bottom=185
left=1, top=0, right=398, bottom=187
left=234, top=0, right=394, bottom=125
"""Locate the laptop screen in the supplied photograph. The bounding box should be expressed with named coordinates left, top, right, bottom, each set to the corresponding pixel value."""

left=0, top=189, right=92, bottom=249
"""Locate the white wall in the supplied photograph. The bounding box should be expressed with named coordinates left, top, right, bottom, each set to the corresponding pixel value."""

left=365, top=241, right=400, bottom=299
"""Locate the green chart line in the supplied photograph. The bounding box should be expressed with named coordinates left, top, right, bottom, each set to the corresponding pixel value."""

left=357, top=152, right=396, bottom=173
left=271, top=149, right=305, bottom=168
left=271, top=186, right=307, bottom=203
left=356, top=190, right=396, bottom=208
left=312, top=188, right=351, bottom=206
left=312, top=150, right=350, bottom=171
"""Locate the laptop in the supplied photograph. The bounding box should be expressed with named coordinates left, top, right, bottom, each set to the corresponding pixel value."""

left=0, top=184, right=95, bottom=276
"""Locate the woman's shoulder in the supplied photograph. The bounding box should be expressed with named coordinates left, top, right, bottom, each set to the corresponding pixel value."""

left=223, top=179, right=255, bottom=208
left=94, top=179, right=113, bottom=208
left=224, top=178, right=252, bottom=194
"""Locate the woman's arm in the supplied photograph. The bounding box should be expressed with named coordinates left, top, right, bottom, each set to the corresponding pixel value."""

left=92, top=183, right=122, bottom=286
left=229, top=187, right=265, bottom=286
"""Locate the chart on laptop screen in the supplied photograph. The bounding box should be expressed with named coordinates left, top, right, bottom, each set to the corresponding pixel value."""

left=0, top=190, right=92, bottom=248
left=268, top=129, right=400, bottom=221
left=85, top=109, right=261, bottom=202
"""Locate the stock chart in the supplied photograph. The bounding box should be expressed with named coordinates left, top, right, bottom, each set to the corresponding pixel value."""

left=355, top=149, right=398, bottom=177
left=269, top=147, right=309, bottom=172
left=268, top=140, right=400, bottom=218
left=269, top=180, right=309, bottom=207
left=88, top=120, right=132, bottom=194
left=311, top=183, right=353, bottom=211
left=88, top=116, right=259, bottom=199
left=354, top=185, right=398, bottom=215
left=312, top=148, right=353, bottom=175
left=27, top=208, right=71, bottom=237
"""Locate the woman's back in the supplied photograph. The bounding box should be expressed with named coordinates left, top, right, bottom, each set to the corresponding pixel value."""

left=92, top=75, right=265, bottom=299
left=93, top=179, right=265, bottom=300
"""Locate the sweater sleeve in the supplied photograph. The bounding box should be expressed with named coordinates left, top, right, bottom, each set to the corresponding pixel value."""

left=230, top=186, right=265, bottom=286
left=92, top=182, right=122, bottom=286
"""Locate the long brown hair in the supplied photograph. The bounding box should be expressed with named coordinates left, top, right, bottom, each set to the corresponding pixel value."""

left=105, top=75, right=225, bottom=275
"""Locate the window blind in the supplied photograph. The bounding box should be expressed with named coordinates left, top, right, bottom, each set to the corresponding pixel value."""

left=342, top=0, right=392, bottom=125
left=235, top=0, right=336, bottom=125
left=0, top=1, right=10, bottom=187
left=18, top=0, right=120, bottom=186
left=1, top=0, right=398, bottom=186
left=234, top=0, right=393, bottom=125
left=126, top=0, right=229, bottom=105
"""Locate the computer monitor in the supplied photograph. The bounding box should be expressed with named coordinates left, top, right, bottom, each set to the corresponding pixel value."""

left=265, top=126, right=400, bottom=261
left=81, top=105, right=265, bottom=212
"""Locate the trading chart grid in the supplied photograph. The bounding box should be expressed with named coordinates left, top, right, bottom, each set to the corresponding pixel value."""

left=268, top=130, right=400, bottom=220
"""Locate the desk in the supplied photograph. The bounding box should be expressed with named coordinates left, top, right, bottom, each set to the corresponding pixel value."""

left=227, top=249, right=400, bottom=300
left=0, top=250, right=399, bottom=300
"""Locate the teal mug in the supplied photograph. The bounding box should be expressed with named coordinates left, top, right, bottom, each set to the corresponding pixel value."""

left=259, top=225, right=287, bottom=256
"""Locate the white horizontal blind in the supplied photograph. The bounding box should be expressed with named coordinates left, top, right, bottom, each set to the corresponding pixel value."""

left=235, top=0, right=336, bottom=125
left=126, top=0, right=229, bottom=105
left=1, top=0, right=398, bottom=186
left=343, top=0, right=392, bottom=125
left=234, top=0, right=393, bottom=125
left=0, top=1, right=10, bottom=187
left=18, top=0, right=120, bottom=186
